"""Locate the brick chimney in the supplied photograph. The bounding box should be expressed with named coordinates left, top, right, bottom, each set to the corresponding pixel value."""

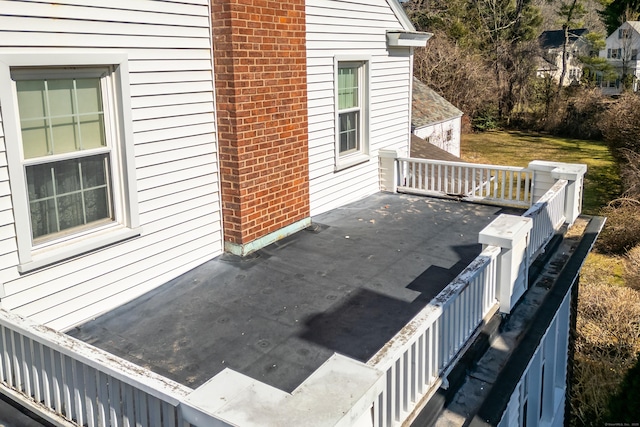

left=211, top=0, right=310, bottom=255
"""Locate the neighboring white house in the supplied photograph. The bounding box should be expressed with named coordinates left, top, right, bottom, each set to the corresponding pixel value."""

left=538, top=28, right=589, bottom=85
left=411, top=77, right=463, bottom=157
left=0, top=2, right=598, bottom=427
left=599, top=21, right=640, bottom=94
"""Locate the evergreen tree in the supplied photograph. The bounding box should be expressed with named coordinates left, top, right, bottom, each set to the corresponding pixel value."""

left=601, top=0, right=640, bottom=35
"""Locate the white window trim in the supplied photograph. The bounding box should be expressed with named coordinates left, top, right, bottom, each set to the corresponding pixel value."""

left=0, top=52, right=140, bottom=272
left=334, top=55, right=370, bottom=171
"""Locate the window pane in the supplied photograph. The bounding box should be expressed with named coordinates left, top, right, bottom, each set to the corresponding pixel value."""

left=81, top=155, right=107, bottom=188
left=30, top=199, right=58, bottom=239
left=57, top=193, right=84, bottom=231
left=54, top=159, right=81, bottom=194
left=79, top=114, right=106, bottom=149
left=21, top=119, right=50, bottom=159
left=50, top=115, right=78, bottom=154
left=26, top=164, right=54, bottom=201
left=339, top=111, right=359, bottom=153
left=84, top=187, right=109, bottom=223
left=17, top=80, right=50, bottom=158
left=26, top=154, right=112, bottom=241
left=46, top=79, right=75, bottom=117
left=338, top=67, right=359, bottom=110
left=75, top=78, right=102, bottom=114
left=16, top=80, right=47, bottom=120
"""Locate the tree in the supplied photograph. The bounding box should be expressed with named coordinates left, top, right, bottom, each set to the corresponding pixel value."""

left=556, top=0, right=587, bottom=93
left=580, top=32, right=616, bottom=87
left=404, top=0, right=544, bottom=126
left=601, top=0, right=640, bottom=35
left=473, top=0, right=543, bottom=120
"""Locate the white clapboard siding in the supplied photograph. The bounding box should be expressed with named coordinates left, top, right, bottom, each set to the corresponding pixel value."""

left=0, top=181, right=11, bottom=200
left=4, top=210, right=221, bottom=312
left=2, top=1, right=209, bottom=27
left=0, top=224, right=15, bottom=242
left=46, top=248, right=217, bottom=331
left=133, top=122, right=215, bottom=145
left=306, top=0, right=412, bottom=216
left=17, top=217, right=220, bottom=321
left=132, top=100, right=214, bottom=120
left=0, top=210, right=12, bottom=229
left=0, top=1, right=223, bottom=330
left=138, top=163, right=217, bottom=194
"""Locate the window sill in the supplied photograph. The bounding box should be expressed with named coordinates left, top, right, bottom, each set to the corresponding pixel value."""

left=335, top=153, right=370, bottom=172
left=18, top=226, right=142, bottom=273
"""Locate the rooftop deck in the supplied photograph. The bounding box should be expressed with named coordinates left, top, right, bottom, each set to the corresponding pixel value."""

left=68, top=192, right=523, bottom=393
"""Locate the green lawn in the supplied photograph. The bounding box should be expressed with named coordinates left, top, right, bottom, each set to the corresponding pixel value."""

left=461, top=130, right=621, bottom=215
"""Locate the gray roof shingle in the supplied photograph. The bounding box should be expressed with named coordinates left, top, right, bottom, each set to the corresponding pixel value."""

left=412, top=77, right=463, bottom=129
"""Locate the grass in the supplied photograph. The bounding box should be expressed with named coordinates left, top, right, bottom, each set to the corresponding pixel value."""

left=461, top=130, right=621, bottom=215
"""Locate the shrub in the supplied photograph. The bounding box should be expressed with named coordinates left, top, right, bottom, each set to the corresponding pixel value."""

left=471, top=109, right=499, bottom=131
left=571, top=281, right=640, bottom=426
left=625, top=245, right=640, bottom=291
left=605, top=353, right=640, bottom=424
left=619, top=149, right=640, bottom=200
left=596, top=199, right=640, bottom=254
left=599, top=92, right=640, bottom=154
left=555, top=88, right=606, bottom=140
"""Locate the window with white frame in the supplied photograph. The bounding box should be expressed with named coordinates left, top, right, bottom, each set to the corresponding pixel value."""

left=0, top=55, right=139, bottom=272
left=335, top=58, right=369, bottom=170
left=15, top=69, right=115, bottom=242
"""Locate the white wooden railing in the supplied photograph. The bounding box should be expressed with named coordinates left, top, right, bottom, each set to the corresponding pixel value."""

left=367, top=245, right=501, bottom=427
left=0, top=309, right=192, bottom=427
left=397, top=158, right=533, bottom=208
left=0, top=158, right=583, bottom=427
left=524, top=179, right=568, bottom=263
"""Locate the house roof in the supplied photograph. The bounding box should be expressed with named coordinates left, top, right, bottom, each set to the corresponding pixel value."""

left=412, top=77, right=463, bottom=129
left=410, top=134, right=462, bottom=161
left=539, top=28, right=588, bottom=50
left=626, top=21, right=640, bottom=32
left=535, top=55, right=558, bottom=72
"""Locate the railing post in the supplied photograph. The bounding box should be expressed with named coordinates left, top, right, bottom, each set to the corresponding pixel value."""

left=528, top=161, right=587, bottom=226
left=479, top=214, right=533, bottom=314
left=551, top=164, right=587, bottom=225
left=379, top=149, right=399, bottom=193
left=528, top=161, right=560, bottom=203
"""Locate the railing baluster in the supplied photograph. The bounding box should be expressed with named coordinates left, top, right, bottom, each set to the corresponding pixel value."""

left=417, top=334, right=425, bottom=395
left=51, top=349, right=62, bottom=414
left=31, top=341, right=41, bottom=404
left=111, top=378, right=123, bottom=427
left=390, top=362, right=398, bottom=423
left=20, top=333, right=31, bottom=399
left=41, top=346, right=52, bottom=410
left=72, top=359, right=84, bottom=427
left=10, top=330, right=20, bottom=389
left=62, top=354, right=75, bottom=421
left=395, top=158, right=533, bottom=207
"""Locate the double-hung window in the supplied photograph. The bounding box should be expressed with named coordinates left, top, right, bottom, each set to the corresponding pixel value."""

left=335, top=58, right=369, bottom=170
left=0, top=54, right=139, bottom=272
left=16, top=69, right=114, bottom=242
